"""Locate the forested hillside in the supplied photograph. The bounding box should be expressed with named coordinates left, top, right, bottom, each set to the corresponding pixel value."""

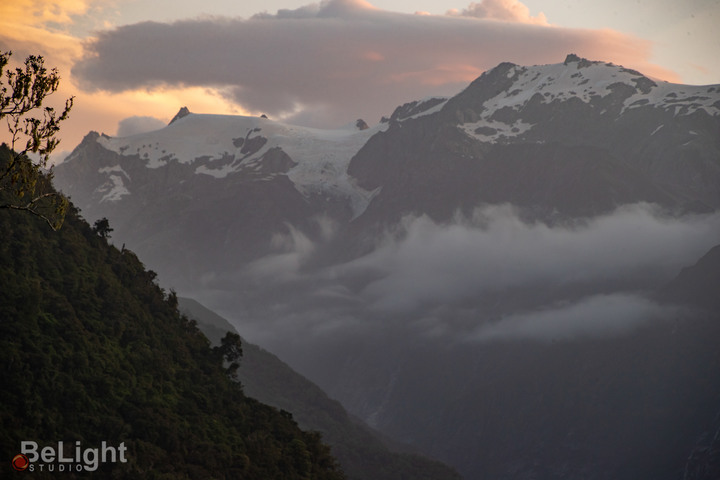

left=0, top=146, right=345, bottom=479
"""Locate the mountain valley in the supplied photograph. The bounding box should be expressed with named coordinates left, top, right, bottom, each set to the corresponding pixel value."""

left=53, top=55, right=720, bottom=479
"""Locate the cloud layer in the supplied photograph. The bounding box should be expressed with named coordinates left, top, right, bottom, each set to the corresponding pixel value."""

left=198, top=204, right=720, bottom=361
left=447, top=0, right=548, bottom=25
left=116, top=115, right=168, bottom=137
left=72, top=0, right=676, bottom=127
left=469, top=293, right=678, bottom=342
left=339, top=204, right=719, bottom=315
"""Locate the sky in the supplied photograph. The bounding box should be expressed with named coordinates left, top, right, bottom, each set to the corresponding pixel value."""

left=1, top=0, right=719, bottom=160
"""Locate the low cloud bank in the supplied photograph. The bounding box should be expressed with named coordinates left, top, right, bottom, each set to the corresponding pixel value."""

left=198, top=204, right=719, bottom=354
left=339, top=204, right=720, bottom=314
left=469, top=293, right=679, bottom=343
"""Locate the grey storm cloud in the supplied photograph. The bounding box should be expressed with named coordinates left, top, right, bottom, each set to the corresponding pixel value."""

left=71, top=0, right=659, bottom=127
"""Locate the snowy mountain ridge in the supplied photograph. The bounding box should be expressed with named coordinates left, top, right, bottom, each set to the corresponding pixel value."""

left=83, top=112, right=389, bottom=216
left=455, top=54, right=719, bottom=144
left=65, top=54, right=720, bottom=215
left=500, top=56, right=717, bottom=114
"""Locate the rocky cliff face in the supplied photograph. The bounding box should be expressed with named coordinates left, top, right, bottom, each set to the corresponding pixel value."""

left=169, top=106, right=191, bottom=124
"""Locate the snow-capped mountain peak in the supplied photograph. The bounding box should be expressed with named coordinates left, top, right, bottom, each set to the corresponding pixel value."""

left=482, top=54, right=718, bottom=114
left=80, top=113, right=388, bottom=217
left=447, top=54, right=719, bottom=145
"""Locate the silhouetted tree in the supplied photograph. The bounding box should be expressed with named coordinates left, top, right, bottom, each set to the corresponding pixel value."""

left=214, top=332, right=243, bottom=379
left=0, top=51, right=73, bottom=230
left=93, top=217, right=113, bottom=238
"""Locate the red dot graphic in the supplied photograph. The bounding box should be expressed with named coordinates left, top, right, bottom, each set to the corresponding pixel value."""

left=12, top=454, right=29, bottom=471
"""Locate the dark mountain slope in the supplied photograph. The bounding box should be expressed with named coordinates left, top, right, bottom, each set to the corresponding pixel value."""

left=348, top=55, right=719, bottom=230
left=348, top=129, right=676, bottom=224
left=351, top=244, right=720, bottom=480
left=658, top=243, right=720, bottom=479
left=353, top=315, right=720, bottom=480
left=660, top=243, right=720, bottom=312
left=0, top=148, right=344, bottom=479
left=178, top=297, right=462, bottom=480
